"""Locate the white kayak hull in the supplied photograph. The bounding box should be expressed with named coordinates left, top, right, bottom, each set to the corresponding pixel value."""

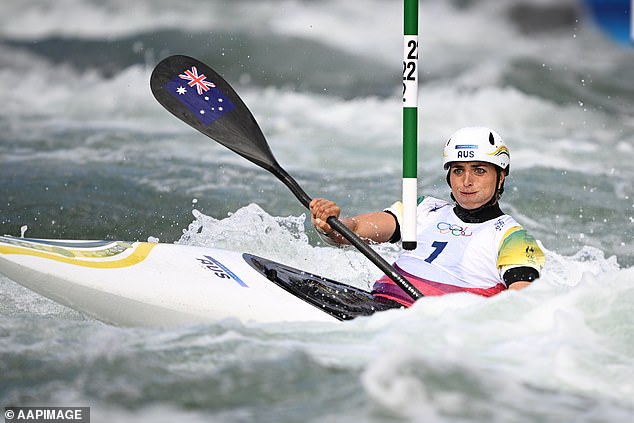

left=0, top=236, right=341, bottom=325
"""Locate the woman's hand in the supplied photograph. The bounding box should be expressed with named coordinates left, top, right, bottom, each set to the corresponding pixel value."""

left=309, top=198, right=341, bottom=235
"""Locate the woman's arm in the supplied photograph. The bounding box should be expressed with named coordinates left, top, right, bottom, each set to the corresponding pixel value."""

left=309, top=198, right=397, bottom=245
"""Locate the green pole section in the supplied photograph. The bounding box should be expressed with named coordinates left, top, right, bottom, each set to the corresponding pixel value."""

left=402, top=0, right=418, bottom=250
left=403, top=108, right=417, bottom=177
left=404, top=0, right=418, bottom=36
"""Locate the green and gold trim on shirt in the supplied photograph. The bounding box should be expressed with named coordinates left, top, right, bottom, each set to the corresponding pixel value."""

left=497, top=227, right=545, bottom=271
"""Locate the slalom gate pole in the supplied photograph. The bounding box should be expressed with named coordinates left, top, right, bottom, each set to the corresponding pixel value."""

left=402, top=0, right=419, bottom=250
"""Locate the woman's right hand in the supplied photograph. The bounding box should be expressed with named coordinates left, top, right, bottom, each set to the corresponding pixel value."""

left=309, top=197, right=341, bottom=235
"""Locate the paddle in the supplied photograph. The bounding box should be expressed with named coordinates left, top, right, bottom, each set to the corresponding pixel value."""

left=150, top=55, right=423, bottom=302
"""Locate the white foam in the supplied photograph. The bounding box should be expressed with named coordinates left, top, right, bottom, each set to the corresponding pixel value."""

left=357, top=262, right=634, bottom=419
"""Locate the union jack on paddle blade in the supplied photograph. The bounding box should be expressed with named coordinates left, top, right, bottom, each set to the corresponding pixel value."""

left=164, top=66, right=236, bottom=125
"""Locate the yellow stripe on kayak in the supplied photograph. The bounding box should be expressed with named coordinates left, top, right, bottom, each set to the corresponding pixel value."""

left=0, top=242, right=157, bottom=269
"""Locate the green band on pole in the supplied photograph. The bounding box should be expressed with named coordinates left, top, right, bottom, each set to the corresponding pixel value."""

left=404, top=0, right=418, bottom=35
left=403, top=107, right=417, bottom=178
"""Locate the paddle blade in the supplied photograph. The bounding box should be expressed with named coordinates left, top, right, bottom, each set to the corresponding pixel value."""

left=150, top=55, right=280, bottom=172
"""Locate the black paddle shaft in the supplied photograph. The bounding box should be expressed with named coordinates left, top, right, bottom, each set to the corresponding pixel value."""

left=150, top=55, right=423, bottom=302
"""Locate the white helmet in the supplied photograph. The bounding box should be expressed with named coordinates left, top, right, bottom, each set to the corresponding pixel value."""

left=442, top=126, right=510, bottom=172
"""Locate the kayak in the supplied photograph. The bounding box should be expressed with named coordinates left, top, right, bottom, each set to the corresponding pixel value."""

left=0, top=55, right=411, bottom=327
left=0, top=236, right=400, bottom=326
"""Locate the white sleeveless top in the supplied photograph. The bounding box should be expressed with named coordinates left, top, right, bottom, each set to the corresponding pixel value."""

left=382, top=196, right=544, bottom=292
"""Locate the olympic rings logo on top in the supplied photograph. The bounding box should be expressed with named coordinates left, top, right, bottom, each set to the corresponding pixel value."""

left=437, top=222, right=472, bottom=237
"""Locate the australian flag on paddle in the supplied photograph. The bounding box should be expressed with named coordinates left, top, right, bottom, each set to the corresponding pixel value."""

left=165, top=66, right=235, bottom=125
